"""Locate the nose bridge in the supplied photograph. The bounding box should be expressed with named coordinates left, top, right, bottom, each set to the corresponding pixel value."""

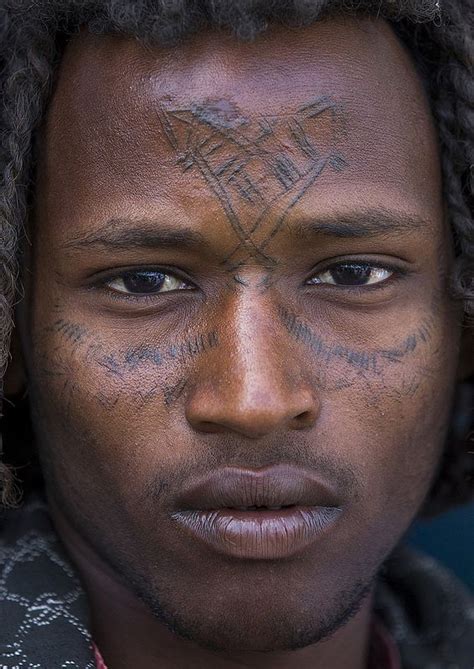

left=185, top=292, right=319, bottom=437
left=217, top=291, right=293, bottom=400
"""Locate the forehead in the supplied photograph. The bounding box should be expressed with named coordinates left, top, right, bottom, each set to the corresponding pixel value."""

left=40, top=18, right=442, bottom=233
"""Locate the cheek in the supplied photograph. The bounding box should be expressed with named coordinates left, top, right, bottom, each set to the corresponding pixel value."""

left=28, top=323, right=189, bottom=504
left=28, top=294, right=459, bottom=543
left=328, top=337, right=457, bottom=522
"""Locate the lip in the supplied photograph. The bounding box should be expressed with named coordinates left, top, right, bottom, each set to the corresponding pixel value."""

left=172, top=465, right=343, bottom=560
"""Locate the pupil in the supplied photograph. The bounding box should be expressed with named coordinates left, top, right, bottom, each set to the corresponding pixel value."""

left=122, top=271, right=165, bottom=294
left=331, top=264, right=371, bottom=286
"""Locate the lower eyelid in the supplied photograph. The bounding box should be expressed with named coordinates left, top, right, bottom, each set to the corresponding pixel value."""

left=102, top=283, right=195, bottom=304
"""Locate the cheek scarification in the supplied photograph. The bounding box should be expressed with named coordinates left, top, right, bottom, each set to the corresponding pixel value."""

left=35, top=318, right=220, bottom=410
left=278, top=305, right=439, bottom=397
left=279, top=306, right=435, bottom=376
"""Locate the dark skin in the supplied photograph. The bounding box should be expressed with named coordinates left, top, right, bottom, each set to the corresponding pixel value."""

left=8, top=16, right=467, bottom=669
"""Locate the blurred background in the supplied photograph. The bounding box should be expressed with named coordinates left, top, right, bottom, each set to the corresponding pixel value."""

left=408, top=501, right=474, bottom=590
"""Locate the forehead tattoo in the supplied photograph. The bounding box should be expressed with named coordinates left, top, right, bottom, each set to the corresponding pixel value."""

left=158, top=97, right=347, bottom=272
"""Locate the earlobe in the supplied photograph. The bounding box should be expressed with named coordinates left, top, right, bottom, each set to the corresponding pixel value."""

left=4, top=326, right=27, bottom=398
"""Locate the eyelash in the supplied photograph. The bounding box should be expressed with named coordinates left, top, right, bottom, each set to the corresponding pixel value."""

left=91, top=267, right=193, bottom=304
left=306, top=260, right=407, bottom=293
left=96, top=260, right=406, bottom=302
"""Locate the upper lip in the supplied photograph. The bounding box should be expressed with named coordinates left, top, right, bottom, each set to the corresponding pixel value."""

left=175, top=464, right=341, bottom=511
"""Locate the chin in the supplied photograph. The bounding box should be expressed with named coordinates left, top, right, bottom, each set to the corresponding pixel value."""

left=137, top=577, right=373, bottom=653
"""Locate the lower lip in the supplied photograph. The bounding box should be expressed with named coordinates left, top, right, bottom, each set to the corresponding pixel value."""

left=172, top=506, right=342, bottom=560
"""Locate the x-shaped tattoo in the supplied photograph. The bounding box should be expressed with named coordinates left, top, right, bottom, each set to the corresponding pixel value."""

left=158, top=97, right=347, bottom=272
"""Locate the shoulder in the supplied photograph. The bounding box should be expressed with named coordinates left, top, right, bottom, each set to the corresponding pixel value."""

left=375, top=544, right=474, bottom=669
left=0, top=493, right=96, bottom=668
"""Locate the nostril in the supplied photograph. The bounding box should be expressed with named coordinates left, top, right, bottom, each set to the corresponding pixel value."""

left=293, top=409, right=316, bottom=428
left=193, top=421, right=226, bottom=434
left=186, top=382, right=319, bottom=437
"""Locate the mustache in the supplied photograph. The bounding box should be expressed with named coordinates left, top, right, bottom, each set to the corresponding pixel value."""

left=142, top=436, right=360, bottom=507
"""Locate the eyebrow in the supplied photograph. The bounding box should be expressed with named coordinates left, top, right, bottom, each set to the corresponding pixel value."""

left=63, top=207, right=429, bottom=254
left=291, top=208, right=430, bottom=240
left=63, top=219, right=205, bottom=252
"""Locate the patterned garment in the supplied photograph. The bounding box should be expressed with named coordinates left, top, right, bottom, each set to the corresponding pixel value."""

left=1, top=492, right=473, bottom=668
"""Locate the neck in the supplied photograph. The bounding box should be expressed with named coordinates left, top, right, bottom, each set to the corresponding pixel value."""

left=51, top=506, right=375, bottom=669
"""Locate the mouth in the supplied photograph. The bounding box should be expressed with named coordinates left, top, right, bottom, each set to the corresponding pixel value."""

left=171, top=465, right=343, bottom=560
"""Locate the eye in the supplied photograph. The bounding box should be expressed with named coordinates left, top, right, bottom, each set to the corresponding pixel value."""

left=105, top=270, right=192, bottom=295
left=308, top=262, right=393, bottom=287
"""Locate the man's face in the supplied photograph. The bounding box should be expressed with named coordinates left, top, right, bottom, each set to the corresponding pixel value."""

left=21, top=17, right=461, bottom=652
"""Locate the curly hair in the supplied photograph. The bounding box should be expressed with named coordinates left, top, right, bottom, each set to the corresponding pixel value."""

left=0, top=0, right=472, bottom=514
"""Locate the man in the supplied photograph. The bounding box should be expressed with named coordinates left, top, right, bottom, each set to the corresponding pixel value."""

left=0, top=1, right=473, bottom=667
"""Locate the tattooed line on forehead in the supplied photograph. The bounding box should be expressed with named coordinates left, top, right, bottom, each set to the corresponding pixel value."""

left=157, top=97, right=347, bottom=273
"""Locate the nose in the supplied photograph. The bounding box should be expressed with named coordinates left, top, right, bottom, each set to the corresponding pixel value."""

left=185, top=298, right=319, bottom=439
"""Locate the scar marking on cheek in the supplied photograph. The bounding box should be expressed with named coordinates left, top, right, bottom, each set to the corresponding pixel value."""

left=47, top=319, right=87, bottom=344
left=163, top=379, right=187, bottom=406
left=279, top=306, right=434, bottom=375
left=97, top=353, right=125, bottom=378
left=377, top=320, right=434, bottom=363
left=120, top=331, right=219, bottom=371
left=133, top=383, right=161, bottom=408
left=158, top=96, right=347, bottom=272
left=96, top=390, right=120, bottom=410
left=43, top=319, right=219, bottom=378
left=279, top=306, right=377, bottom=373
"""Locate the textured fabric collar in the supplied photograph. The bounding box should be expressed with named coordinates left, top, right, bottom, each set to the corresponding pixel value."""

left=1, top=492, right=473, bottom=668
left=368, top=619, right=401, bottom=669
left=0, top=494, right=95, bottom=668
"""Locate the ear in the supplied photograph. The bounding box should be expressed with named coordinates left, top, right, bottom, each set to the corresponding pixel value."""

left=4, top=325, right=26, bottom=398
left=457, top=324, right=474, bottom=382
